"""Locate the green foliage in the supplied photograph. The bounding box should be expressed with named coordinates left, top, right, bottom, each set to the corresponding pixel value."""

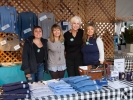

left=123, top=29, right=133, bottom=44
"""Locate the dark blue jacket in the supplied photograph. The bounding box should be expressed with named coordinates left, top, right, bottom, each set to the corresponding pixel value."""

left=18, top=12, right=38, bottom=40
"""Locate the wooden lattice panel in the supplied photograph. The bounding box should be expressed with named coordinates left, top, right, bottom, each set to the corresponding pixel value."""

left=43, top=0, right=86, bottom=31
left=0, top=0, right=115, bottom=62
left=10, top=0, right=43, bottom=14
left=0, top=51, right=21, bottom=62
left=85, top=0, right=115, bottom=23
left=0, top=0, right=10, bottom=6
left=85, top=0, right=115, bottom=59
left=101, top=23, right=114, bottom=58
left=42, top=0, right=76, bottom=23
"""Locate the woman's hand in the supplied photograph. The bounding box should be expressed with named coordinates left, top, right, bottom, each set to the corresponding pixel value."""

left=64, top=52, right=66, bottom=56
left=100, top=61, right=104, bottom=64
left=26, top=74, right=31, bottom=78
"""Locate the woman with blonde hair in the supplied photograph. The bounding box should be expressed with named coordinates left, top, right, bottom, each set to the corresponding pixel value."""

left=47, top=24, right=66, bottom=79
left=81, top=22, right=104, bottom=66
left=64, top=16, right=83, bottom=76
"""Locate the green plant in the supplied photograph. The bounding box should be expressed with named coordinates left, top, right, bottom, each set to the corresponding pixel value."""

left=123, top=29, right=133, bottom=44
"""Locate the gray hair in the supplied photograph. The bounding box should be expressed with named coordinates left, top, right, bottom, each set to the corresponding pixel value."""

left=70, top=16, right=82, bottom=25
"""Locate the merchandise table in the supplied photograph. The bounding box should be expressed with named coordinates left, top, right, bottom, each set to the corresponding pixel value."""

left=1, top=80, right=133, bottom=100
left=32, top=87, right=121, bottom=100
left=31, top=80, right=133, bottom=100
left=1, top=87, right=121, bottom=100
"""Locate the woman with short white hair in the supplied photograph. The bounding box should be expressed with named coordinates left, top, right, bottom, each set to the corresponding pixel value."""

left=64, top=16, right=83, bottom=76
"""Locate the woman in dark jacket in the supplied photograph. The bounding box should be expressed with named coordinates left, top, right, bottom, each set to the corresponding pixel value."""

left=21, top=26, right=48, bottom=82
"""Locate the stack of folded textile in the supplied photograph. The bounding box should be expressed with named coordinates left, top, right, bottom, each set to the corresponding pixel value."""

left=0, top=87, right=2, bottom=92
left=2, top=81, right=30, bottom=100
left=0, top=87, right=2, bottom=100
left=47, top=80, right=77, bottom=95
left=29, top=82, right=54, bottom=98
left=95, top=78, right=108, bottom=86
left=61, top=75, right=103, bottom=92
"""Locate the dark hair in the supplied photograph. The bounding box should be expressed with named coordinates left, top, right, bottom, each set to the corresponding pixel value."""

left=82, top=22, right=98, bottom=44
left=33, top=26, right=43, bottom=35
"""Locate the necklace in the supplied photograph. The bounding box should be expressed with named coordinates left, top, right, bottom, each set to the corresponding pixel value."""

left=57, top=43, right=61, bottom=61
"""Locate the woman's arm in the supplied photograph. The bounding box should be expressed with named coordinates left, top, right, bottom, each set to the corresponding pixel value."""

left=21, top=42, right=30, bottom=75
left=96, top=37, right=104, bottom=64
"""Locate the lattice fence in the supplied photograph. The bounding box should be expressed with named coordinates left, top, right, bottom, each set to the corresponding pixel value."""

left=0, top=0, right=115, bottom=62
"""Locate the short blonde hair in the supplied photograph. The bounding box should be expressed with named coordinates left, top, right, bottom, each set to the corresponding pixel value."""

left=70, top=16, right=82, bottom=25
left=49, top=24, right=64, bottom=43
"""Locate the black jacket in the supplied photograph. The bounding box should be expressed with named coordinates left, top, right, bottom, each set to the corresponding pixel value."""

left=21, top=36, right=48, bottom=74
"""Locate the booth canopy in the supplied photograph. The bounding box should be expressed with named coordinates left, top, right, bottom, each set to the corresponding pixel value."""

left=116, top=0, right=133, bottom=21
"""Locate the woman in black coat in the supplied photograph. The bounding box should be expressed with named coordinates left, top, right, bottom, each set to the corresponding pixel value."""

left=21, top=26, right=48, bottom=82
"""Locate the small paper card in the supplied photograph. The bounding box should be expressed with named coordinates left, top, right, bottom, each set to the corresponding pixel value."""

left=1, top=24, right=10, bottom=31
left=79, top=66, right=88, bottom=70
left=0, top=40, right=7, bottom=45
left=63, top=22, right=68, bottom=25
left=111, top=71, right=119, bottom=77
left=14, top=44, right=20, bottom=50
left=114, top=58, right=125, bottom=72
left=23, top=28, right=32, bottom=34
left=39, top=15, right=47, bottom=21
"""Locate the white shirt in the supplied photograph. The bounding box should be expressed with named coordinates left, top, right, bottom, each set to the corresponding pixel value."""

left=96, top=37, right=104, bottom=62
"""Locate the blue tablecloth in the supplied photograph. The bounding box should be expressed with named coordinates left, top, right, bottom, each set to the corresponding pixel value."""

left=0, top=65, right=68, bottom=86
left=0, top=65, right=26, bottom=86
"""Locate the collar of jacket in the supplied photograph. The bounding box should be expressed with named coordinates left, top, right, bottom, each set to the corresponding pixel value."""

left=25, top=36, right=47, bottom=47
